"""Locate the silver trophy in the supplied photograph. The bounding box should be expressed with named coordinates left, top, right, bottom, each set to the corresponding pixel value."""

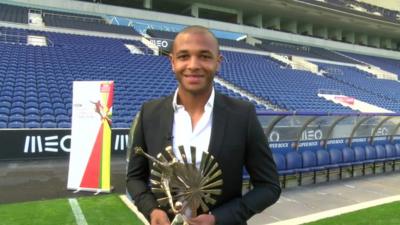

left=135, top=146, right=223, bottom=225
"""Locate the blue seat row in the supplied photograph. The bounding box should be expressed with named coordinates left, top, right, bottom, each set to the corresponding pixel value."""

left=273, top=143, right=400, bottom=188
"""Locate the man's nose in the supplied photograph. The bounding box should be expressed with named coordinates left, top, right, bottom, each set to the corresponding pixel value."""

left=187, top=56, right=200, bottom=70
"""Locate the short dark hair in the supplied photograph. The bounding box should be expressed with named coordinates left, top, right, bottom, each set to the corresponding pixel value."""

left=171, top=25, right=220, bottom=54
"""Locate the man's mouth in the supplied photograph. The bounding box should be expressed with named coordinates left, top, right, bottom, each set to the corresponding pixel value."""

left=184, top=74, right=203, bottom=83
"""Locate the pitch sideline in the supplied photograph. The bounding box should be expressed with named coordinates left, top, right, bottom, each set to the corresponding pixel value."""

left=265, top=194, right=400, bottom=225
left=119, top=194, right=150, bottom=225
left=68, top=198, right=88, bottom=225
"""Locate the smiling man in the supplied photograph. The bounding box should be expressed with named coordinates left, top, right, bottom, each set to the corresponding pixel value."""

left=127, top=25, right=281, bottom=225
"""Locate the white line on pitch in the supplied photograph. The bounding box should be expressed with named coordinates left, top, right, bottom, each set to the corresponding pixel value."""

left=264, top=195, right=400, bottom=225
left=68, top=198, right=88, bottom=225
left=119, top=194, right=150, bottom=225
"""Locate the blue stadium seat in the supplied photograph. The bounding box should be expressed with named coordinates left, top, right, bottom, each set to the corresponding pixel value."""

left=112, top=122, right=129, bottom=128
left=300, top=151, right=319, bottom=184
left=0, top=121, right=7, bottom=128
left=353, top=146, right=367, bottom=175
left=0, top=114, right=8, bottom=122
left=26, top=101, right=39, bottom=108
left=8, top=121, right=24, bottom=128
left=41, top=115, right=56, bottom=122
left=365, top=145, right=379, bottom=173
left=384, top=144, right=399, bottom=172
left=328, top=148, right=351, bottom=179
left=0, top=101, right=12, bottom=108
left=0, top=107, right=10, bottom=115
left=55, top=108, right=68, bottom=116
left=42, top=121, right=57, bottom=128
left=26, top=114, right=40, bottom=123
left=41, top=108, right=54, bottom=115
left=56, top=115, right=69, bottom=122
left=9, top=114, right=24, bottom=122
left=10, top=107, right=24, bottom=115
left=26, top=107, right=40, bottom=115
left=26, top=121, right=41, bottom=128
left=285, top=151, right=303, bottom=186
left=58, top=121, right=71, bottom=128
left=315, top=149, right=334, bottom=181
left=272, top=152, right=290, bottom=187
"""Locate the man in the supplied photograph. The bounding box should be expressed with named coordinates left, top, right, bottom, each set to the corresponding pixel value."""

left=126, top=25, right=281, bottom=225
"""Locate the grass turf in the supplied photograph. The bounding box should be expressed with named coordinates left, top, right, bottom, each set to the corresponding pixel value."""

left=0, top=194, right=144, bottom=225
left=77, top=194, right=143, bottom=225
left=304, top=201, right=400, bottom=225
left=0, top=198, right=76, bottom=225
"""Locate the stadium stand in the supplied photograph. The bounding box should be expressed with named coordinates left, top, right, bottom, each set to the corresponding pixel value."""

left=146, top=29, right=259, bottom=50
left=43, top=12, right=140, bottom=35
left=319, top=63, right=400, bottom=111
left=220, top=51, right=358, bottom=112
left=339, top=51, right=400, bottom=77
left=0, top=26, right=272, bottom=128
left=299, top=0, right=400, bottom=23
left=4, top=23, right=400, bottom=129
left=257, top=39, right=360, bottom=63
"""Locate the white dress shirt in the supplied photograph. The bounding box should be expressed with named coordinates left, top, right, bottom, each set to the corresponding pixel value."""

left=172, top=88, right=215, bottom=167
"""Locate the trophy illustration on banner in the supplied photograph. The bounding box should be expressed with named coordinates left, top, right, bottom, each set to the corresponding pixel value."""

left=134, top=146, right=223, bottom=225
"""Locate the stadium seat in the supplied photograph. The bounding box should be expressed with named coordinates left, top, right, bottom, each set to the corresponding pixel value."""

left=58, top=121, right=71, bottom=128
left=41, top=115, right=56, bottom=123
left=374, top=145, right=387, bottom=170
left=328, top=148, right=351, bottom=179
left=272, top=152, right=290, bottom=188
left=42, top=121, right=57, bottom=128
left=0, top=107, right=9, bottom=115
left=10, top=107, right=24, bottom=115
left=300, top=151, right=320, bottom=184
left=26, top=108, right=40, bottom=115
left=26, top=114, right=40, bottom=123
left=285, top=151, right=303, bottom=186
left=8, top=121, right=24, bottom=128
left=26, top=121, right=41, bottom=128
left=315, top=149, right=333, bottom=182
left=365, top=145, right=384, bottom=173
left=0, top=114, right=8, bottom=122
left=9, top=114, right=24, bottom=122
left=354, top=146, right=367, bottom=175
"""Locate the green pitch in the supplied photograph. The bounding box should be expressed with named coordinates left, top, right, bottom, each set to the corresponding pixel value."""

left=304, top=201, right=400, bottom=225
left=0, top=194, right=145, bottom=225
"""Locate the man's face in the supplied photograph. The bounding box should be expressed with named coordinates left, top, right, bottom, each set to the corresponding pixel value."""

left=170, top=31, right=222, bottom=96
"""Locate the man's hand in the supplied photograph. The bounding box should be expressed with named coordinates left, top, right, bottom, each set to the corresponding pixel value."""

left=187, top=214, right=215, bottom=225
left=150, top=208, right=170, bottom=225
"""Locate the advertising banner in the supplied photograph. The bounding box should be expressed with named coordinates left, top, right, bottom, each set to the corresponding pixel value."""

left=0, top=129, right=129, bottom=160
left=67, top=81, right=114, bottom=193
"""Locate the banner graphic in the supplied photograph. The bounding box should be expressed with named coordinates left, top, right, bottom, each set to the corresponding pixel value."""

left=67, top=81, right=114, bottom=193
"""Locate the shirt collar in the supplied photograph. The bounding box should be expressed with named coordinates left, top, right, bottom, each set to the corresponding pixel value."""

left=172, top=88, right=215, bottom=112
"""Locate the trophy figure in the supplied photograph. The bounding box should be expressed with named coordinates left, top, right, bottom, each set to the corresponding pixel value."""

left=135, top=146, right=223, bottom=225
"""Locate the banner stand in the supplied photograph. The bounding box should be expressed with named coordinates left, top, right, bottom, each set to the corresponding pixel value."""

left=67, top=81, right=114, bottom=194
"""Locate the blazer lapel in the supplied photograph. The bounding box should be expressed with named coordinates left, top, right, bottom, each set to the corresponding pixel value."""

left=159, top=95, right=175, bottom=152
left=208, top=93, right=227, bottom=159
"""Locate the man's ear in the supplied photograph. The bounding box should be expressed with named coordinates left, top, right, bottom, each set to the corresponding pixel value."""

left=169, top=53, right=175, bottom=72
left=216, top=54, right=223, bottom=71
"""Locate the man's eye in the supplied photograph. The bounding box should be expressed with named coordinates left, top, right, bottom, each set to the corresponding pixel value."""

left=200, top=55, right=212, bottom=59
left=177, top=55, right=188, bottom=59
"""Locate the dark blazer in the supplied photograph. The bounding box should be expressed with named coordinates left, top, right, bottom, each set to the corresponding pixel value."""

left=126, top=92, right=281, bottom=225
